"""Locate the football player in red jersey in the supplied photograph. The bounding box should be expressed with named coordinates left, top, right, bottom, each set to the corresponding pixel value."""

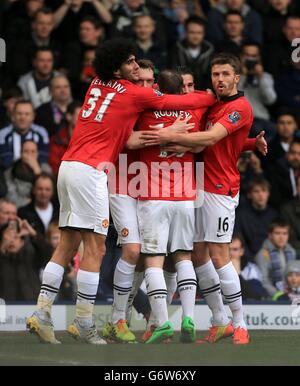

left=26, top=38, right=215, bottom=344
left=141, top=53, right=256, bottom=344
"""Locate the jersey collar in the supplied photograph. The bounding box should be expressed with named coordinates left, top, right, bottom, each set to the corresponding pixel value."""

left=219, top=91, right=244, bottom=102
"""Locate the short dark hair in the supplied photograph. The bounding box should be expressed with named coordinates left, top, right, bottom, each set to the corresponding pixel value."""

left=13, top=99, right=34, bottom=112
left=284, top=15, right=300, bottom=26
left=33, top=172, right=55, bottom=190
left=269, top=219, right=290, bottom=233
left=185, top=15, right=206, bottom=29
left=94, top=38, right=137, bottom=82
left=80, top=16, right=103, bottom=29
left=157, top=70, right=183, bottom=95
left=224, top=10, right=244, bottom=22
left=247, top=176, right=271, bottom=193
left=176, top=66, right=194, bottom=79
left=137, top=59, right=155, bottom=72
left=33, top=47, right=53, bottom=59
left=242, top=42, right=262, bottom=54
left=211, top=52, right=242, bottom=74
left=2, top=86, right=23, bottom=101
left=33, top=7, right=53, bottom=20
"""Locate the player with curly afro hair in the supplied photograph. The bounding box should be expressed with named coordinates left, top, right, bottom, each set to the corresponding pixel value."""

left=94, top=38, right=138, bottom=82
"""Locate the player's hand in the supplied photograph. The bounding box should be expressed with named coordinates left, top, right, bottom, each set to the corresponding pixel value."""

left=255, top=131, right=268, bottom=156
left=17, top=217, right=37, bottom=238
left=140, top=129, right=161, bottom=146
left=167, top=115, right=195, bottom=133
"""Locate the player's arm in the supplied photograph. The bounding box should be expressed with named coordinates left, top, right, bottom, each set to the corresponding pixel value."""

left=126, top=116, right=196, bottom=149
left=141, top=105, right=252, bottom=147
left=141, top=122, right=228, bottom=147
left=134, top=87, right=216, bottom=111
left=161, top=144, right=205, bottom=155
left=243, top=131, right=268, bottom=156
left=126, top=131, right=144, bottom=150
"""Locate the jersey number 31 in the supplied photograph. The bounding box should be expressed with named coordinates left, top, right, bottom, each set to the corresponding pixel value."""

left=82, top=88, right=116, bottom=122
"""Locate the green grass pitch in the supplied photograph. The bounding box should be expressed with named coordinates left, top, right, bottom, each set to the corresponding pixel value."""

left=0, top=331, right=300, bottom=366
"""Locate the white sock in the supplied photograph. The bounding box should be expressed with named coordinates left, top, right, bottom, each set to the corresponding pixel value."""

left=175, top=260, right=197, bottom=319
left=112, top=259, right=136, bottom=324
left=195, top=260, right=229, bottom=326
left=146, top=311, right=157, bottom=331
left=37, top=262, right=64, bottom=314
left=145, top=267, right=168, bottom=327
left=76, top=269, right=99, bottom=328
left=217, top=261, right=246, bottom=329
left=163, top=270, right=177, bottom=305
left=125, top=271, right=144, bottom=323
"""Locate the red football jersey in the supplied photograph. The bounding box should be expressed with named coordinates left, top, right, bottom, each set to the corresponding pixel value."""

left=62, top=78, right=215, bottom=170
left=136, top=99, right=208, bottom=200
left=203, top=93, right=253, bottom=197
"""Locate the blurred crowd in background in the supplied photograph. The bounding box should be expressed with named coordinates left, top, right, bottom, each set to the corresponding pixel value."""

left=0, top=0, right=300, bottom=304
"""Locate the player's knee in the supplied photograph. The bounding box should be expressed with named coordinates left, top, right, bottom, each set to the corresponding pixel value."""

left=211, top=255, right=230, bottom=269
left=122, top=245, right=140, bottom=265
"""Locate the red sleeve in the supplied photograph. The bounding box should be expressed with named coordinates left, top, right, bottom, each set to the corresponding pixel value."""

left=218, top=102, right=253, bottom=135
left=243, top=138, right=256, bottom=152
left=133, top=87, right=216, bottom=111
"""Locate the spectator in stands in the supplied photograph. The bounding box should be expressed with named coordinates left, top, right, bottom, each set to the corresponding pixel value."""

left=230, top=234, right=267, bottom=300
left=46, top=221, right=77, bottom=301
left=0, top=222, right=41, bottom=301
left=49, top=101, right=82, bottom=175
left=77, top=48, right=97, bottom=100
left=266, top=15, right=300, bottom=76
left=133, top=15, right=167, bottom=71
left=266, top=141, right=300, bottom=207
left=263, top=112, right=298, bottom=168
left=0, top=168, right=7, bottom=198
left=216, top=11, right=245, bottom=57
left=0, top=100, right=49, bottom=169
left=7, top=7, right=61, bottom=83
left=162, top=0, right=190, bottom=46
left=18, top=173, right=58, bottom=235
left=5, top=140, right=52, bottom=208
left=262, top=0, right=296, bottom=46
left=0, top=199, right=17, bottom=227
left=239, top=43, right=277, bottom=140
left=35, top=75, right=72, bottom=137
left=255, top=219, right=296, bottom=297
left=17, top=48, right=59, bottom=109
left=235, top=177, right=278, bottom=263
left=275, top=60, right=300, bottom=124
left=53, top=0, right=112, bottom=44
left=109, top=0, right=161, bottom=39
left=62, top=16, right=104, bottom=84
left=0, top=87, right=23, bottom=128
left=273, top=260, right=300, bottom=302
left=281, top=175, right=300, bottom=258
left=2, top=0, right=45, bottom=42
left=169, top=16, right=214, bottom=89
left=238, top=152, right=264, bottom=200
left=206, top=0, right=263, bottom=45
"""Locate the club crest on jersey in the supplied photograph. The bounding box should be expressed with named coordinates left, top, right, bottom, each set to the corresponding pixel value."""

left=102, top=219, right=109, bottom=228
left=121, top=228, right=129, bottom=237
left=228, top=111, right=241, bottom=124
left=153, top=89, right=164, bottom=96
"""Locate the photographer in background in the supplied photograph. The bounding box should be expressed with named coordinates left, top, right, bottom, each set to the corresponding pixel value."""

left=0, top=219, right=42, bottom=301
left=239, top=42, right=277, bottom=140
